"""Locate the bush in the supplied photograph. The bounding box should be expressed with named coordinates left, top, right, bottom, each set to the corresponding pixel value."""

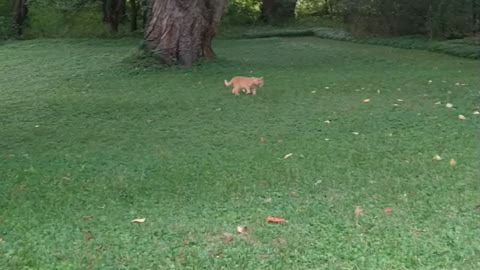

left=223, top=0, right=262, bottom=25
left=25, top=1, right=107, bottom=38
left=0, top=1, right=12, bottom=40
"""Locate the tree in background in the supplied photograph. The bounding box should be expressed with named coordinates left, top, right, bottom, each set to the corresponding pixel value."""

left=13, top=0, right=28, bottom=36
left=260, top=0, right=297, bottom=24
left=144, top=0, right=227, bottom=66
left=102, top=0, right=126, bottom=32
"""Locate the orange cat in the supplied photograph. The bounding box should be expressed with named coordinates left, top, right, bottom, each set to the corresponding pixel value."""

left=224, top=76, right=264, bottom=95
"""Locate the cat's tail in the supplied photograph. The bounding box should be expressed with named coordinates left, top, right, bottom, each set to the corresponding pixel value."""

left=224, top=79, right=233, bottom=87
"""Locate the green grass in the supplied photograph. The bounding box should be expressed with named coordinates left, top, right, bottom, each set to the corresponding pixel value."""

left=242, top=27, right=480, bottom=59
left=1, top=37, right=480, bottom=269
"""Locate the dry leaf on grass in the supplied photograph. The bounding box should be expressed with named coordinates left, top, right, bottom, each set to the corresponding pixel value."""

left=96, top=245, right=104, bottom=251
left=435, top=101, right=442, bottom=105
left=433, top=155, right=442, bottom=161
left=283, top=153, right=293, bottom=160
left=354, top=206, right=364, bottom=217
left=324, top=120, right=331, bottom=124
left=83, top=215, right=93, bottom=220
left=473, top=111, right=480, bottom=115
left=458, top=114, right=466, bottom=120
left=311, top=90, right=317, bottom=93
left=383, top=208, right=393, bottom=213
left=446, top=103, right=453, bottom=108
left=352, top=132, right=359, bottom=135
left=260, top=137, right=267, bottom=143
left=223, top=233, right=234, bottom=242
left=236, top=226, right=249, bottom=234
left=290, top=191, right=297, bottom=197
left=363, top=99, right=370, bottom=103
left=131, top=218, right=146, bottom=223
left=264, top=198, right=272, bottom=203
left=449, top=159, right=457, bottom=167
left=84, top=231, right=93, bottom=241
left=266, top=216, right=286, bottom=223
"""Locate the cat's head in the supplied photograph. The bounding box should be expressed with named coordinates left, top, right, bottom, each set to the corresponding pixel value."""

left=256, top=77, right=264, bottom=87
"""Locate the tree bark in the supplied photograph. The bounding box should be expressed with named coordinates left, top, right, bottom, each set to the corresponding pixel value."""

left=144, top=0, right=227, bottom=66
left=130, top=0, right=138, bottom=31
left=260, top=0, right=297, bottom=24
left=13, top=0, right=28, bottom=36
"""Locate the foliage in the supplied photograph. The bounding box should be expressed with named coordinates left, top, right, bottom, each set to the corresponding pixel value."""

left=0, top=0, right=13, bottom=39
left=223, top=0, right=262, bottom=25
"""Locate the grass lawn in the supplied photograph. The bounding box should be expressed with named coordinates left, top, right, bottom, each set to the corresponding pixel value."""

left=1, top=36, right=479, bottom=269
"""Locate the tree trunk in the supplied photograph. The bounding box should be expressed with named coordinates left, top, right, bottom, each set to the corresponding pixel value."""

left=130, top=0, right=138, bottom=31
left=260, top=0, right=297, bottom=24
left=103, top=0, right=126, bottom=32
left=474, top=0, right=479, bottom=33
left=140, top=0, right=149, bottom=28
left=13, top=0, right=28, bottom=36
left=144, top=0, right=227, bottom=66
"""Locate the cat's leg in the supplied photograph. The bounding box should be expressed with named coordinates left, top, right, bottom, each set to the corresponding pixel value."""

left=245, top=87, right=251, bottom=94
left=233, top=86, right=240, bottom=95
left=252, top=88, right=256, bottom=95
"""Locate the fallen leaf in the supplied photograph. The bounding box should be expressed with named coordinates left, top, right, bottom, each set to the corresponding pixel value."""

left=383, top=208, right=393, bottom=213
left=83, top=215, right=93, bottom=220
left=131, top=218, right=146, bottom=223
left=96, top=245, right=104, bottom=251
left=455, top=82, right=460, bottom=86
left=264, top=197, right=272, bottom=203
left=223, top=233, right=234, bottom=242
left=377, top=90, right=381, bottom=94
left=290, top=191, right=297, bottom=197
left=266, top=216, right=286, bottom=223
left=435, top=101, right=441, bottom=105
left=324, top=120, right=331, bottom=124
left=428, top=80, right=433, bottom=84
left=283, top=153, right=293, bottom=160
left=311, top=90, right=316, bottom=93
left=352, top=132, right=359, bottom=135
left=84, top=231, right=93, bottom=241
left=354, top=206, right=364, bottom=217
left=458, top=114, right=466, bottom=120
left=445, top=103, right=453, bottom=108
left=393, top=103, right=399, bottom=106
left=473, top=111, right=480, bottom=115
left=325, top=86, right=330, bottom=89
left=449, top=159, right=457, bottom=167
left=363, top=98, right=370, bottom=103
left=433, top=155, right=442, bottom=161
left=236, top=226, right=249, bottom=234
left=397, top=99, right=404, bottom=102
left=260, top=137, right=267, bottom=143
left=0, top=237, right=4, bottom=243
